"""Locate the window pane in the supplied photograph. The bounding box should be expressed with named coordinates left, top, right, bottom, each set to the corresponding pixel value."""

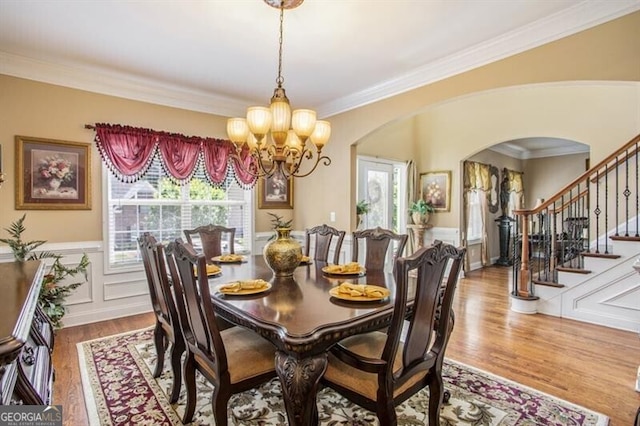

left=106, top=157, right=253, bottom=270
left=467, top=190, right=483, bottom=241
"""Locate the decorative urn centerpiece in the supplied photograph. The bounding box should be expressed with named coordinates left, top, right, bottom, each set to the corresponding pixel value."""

left=263, top=213, right=302, bottom=277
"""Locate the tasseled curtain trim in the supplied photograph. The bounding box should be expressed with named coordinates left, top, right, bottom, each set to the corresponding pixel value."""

left=91, top=123, right=257, bottom=188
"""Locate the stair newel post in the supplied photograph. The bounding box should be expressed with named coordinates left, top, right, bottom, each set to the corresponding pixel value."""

left=518, top=212, right=531, bottom=298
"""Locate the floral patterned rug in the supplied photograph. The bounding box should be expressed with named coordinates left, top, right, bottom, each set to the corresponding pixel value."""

left=78, top=328, right=608, bottom=425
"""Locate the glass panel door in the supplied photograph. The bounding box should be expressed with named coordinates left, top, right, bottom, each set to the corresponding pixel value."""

left=358, top=159, right=394, bottom=230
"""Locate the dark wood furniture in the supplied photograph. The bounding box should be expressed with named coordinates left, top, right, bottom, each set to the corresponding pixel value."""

left=304, top=224, right=345, bottom=264
left=165, top=241, right=277, bottom=426
left=0, top=260, right=54, bottom=406
left=183, top=225, right=236, bottom=263
left=352, top=227, right=408, bottom=271
left=209, top=255, right=402, bottom=426
left=137, top=233, right=185, bottom=403
left=322, top=241, right=465, bottom=425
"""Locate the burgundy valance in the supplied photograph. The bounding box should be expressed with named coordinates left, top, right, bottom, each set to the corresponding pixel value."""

left=91, top=123, right=257, bottom=187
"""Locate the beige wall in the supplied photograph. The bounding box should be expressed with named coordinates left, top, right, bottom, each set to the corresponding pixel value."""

left=0, top=76, right=231, bottom=242
left=0, top=12, right=639, bottom=248
left=523, top=152, right=590, bottom=208
left=294, top=12, right=640, bottom=233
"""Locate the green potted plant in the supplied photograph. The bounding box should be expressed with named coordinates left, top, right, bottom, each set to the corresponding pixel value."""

left=409, top=199, right=435, bottom=225
left=356, top=200, right=370, bottom=229
left=0, top=214, right=89, bottom=329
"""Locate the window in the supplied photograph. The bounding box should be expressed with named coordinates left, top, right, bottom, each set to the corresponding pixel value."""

left=466, top=189, right=483, bottom=242
left=104, top=158, right=253, bottom=271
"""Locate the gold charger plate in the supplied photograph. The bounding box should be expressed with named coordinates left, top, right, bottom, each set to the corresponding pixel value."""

left=298, top=256, right=312, bottom=265
left=322, top=266, right=365, bottom=276
left=329, top=285, right=390, bottom=302
left=211, top=255, right=246, bottom=263
left=195, top=266, right=222, bottom=277
left=215, top=281, right=272, bottom=296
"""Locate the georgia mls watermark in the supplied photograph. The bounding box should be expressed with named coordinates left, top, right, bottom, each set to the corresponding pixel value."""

left=0, top=405, right=62, bottom=426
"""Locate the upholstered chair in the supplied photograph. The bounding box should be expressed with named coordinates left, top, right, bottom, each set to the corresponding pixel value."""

left=164, top=239, right=277, bottom=425
left=183, top=225, right=235, bottom=262
left=137, top=232, right=185, bottom=403
left=322, top=241, right=466, bottom=425
left=304, top=224, right=345, bottom=264
left=351, top=226, right=408, bottom=271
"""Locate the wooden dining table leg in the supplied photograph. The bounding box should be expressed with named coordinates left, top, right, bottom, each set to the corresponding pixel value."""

left=275, top=351, right=328, bottom=426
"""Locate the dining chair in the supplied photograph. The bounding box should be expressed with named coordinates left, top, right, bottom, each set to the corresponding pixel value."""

left=164, top=239, right=277, bottom=425
left=183, top=225, right=236, bottom=262
left=137, top=232, right=185, bottom=404
left=305, top=224, right=345, bottom=264
left=322, top=240, right=466, bottom=425
left=351, top=226, right=408, bottom=271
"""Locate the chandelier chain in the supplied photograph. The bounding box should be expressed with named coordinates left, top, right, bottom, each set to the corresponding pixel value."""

left=276, top=4, right=285, bottom=88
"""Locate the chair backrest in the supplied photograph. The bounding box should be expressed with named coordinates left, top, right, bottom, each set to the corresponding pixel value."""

left=183, top=225, right=236, bottom=261
left=138, top=232, right=178, bottom=326
left=165, top=239, right=229, bottom=373
left=351, top=227, right=408, bottom=271
left=384, top=241, right=465, bottom=385
left=305, top=224, right=345, bottom=264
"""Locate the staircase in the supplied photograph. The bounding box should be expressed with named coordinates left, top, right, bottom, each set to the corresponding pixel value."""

left=512, top=134, right=640, bottom=333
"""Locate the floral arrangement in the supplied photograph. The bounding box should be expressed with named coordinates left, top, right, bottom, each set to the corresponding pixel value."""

left=38, top=155, right=73, bottom=183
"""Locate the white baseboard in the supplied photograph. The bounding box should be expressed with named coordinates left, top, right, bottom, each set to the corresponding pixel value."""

left=62, top=302, right=152, bottom=328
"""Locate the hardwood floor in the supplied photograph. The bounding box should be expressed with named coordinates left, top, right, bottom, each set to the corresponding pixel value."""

left=53, top=265, right=640, bottom=425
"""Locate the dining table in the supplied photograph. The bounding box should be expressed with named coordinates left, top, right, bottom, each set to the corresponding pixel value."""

left=208, top=254, right=406, bottom=426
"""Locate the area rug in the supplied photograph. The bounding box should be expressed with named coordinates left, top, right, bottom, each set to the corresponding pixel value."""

left=78, top=328, right=608, bottom=425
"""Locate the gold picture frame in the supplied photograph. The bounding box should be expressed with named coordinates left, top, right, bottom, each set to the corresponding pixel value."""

left=16, top=135, right=91, bottom=210
left=420, top=170, right=451, bottom=212
left=258, top=168, right=293, bottom=209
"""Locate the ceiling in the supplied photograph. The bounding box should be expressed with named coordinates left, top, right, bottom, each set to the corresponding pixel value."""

left=1, top=0, right=638, bottom=120
left=489, top=137, right=590, bottom=159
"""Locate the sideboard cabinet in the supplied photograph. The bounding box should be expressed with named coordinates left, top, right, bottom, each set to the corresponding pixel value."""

left=0, top=260, right=55, bottom=405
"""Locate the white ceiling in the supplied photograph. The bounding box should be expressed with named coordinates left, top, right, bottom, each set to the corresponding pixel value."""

left=1, top=0, right=638, bottom=120
left=489, top=137, right=590, bottom=159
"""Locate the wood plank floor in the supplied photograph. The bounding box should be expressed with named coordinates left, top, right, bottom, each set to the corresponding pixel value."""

left=52, top=265, right=640, bottom=425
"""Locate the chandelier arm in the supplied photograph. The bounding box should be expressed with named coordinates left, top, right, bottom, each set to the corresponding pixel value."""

left=289, top=154, right=331, bottom=178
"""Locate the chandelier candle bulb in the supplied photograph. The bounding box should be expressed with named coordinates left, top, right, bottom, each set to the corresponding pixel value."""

left=310, top=120, right=331, bottom=148
left=227, top=118, right=249, bottom=145
left=291, top=109, right=317, bottom=139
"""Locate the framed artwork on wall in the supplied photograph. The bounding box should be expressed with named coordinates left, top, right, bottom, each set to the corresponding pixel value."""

left=420, top=170, right=451, bottom=212
left=258, top=168, right=293, bottom=209
left=15, top=135, right=91, bottom=210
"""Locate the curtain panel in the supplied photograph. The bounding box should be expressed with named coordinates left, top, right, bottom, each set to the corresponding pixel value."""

left=92, top=123, right=257, bottom=187
left=462, top=161, right=492, bottom=271
left=505, top=168, right=525, bottom=210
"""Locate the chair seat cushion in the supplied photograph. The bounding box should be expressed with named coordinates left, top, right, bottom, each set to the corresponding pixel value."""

left=324, top=331, right=427, bottom=400
left=222, top=326, right=275, bottom=384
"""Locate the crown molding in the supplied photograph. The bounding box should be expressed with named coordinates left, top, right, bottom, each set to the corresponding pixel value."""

left=1, top=0, right=638, bottom=118
left=318, top=0, right=640, bottom=117
left=488, top=141, right=590, bottom=160
left=0, top=52, right=247, bottom=117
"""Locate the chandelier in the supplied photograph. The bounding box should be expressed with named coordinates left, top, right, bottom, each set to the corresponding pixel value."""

left=226, top=0, right=331, bottom=179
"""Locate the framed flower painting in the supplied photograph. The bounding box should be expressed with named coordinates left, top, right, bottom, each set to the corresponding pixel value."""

left=257, top=167, right=293, bottom=209
left=420, top=170, right=451, bottom=212
left=16, top=136, right=91, bottom=210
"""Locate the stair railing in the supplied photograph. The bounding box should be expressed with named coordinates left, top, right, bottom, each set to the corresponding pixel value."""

left=511, top=133, right=640, bottom=300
